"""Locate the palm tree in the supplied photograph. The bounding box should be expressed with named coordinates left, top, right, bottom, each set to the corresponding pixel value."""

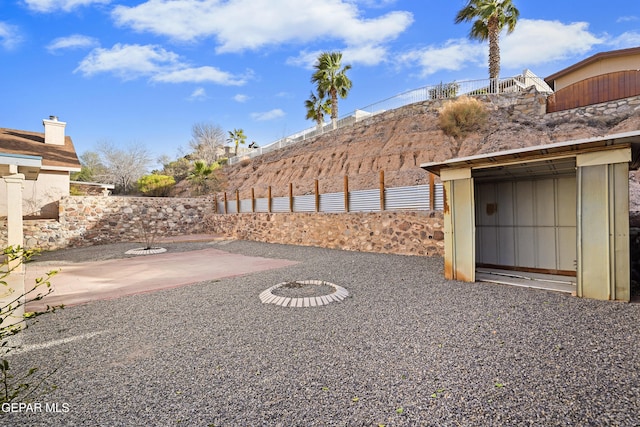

left=305, top=91, right=331, bottom=130
left=311, top=51, right=352, bottom=129
left=187, top=160, right=220, bottom=195
left=455, top=0, right=519, bottom=85
left=227, top=128, right=247, bottom=156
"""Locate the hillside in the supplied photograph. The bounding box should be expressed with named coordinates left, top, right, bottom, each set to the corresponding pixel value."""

left=220, top=90, right=640, bottom=202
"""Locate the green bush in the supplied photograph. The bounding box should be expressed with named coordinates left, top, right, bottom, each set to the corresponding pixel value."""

left=137, top=174, right=176, bottom=197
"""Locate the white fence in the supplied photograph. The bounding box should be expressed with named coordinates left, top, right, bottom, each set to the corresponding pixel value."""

left=228, top=73, right=553, bottom=165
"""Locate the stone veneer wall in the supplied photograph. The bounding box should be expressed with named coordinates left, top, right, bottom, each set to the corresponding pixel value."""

left=206, top=211, right=445, bottom=257
left=546, top=94, right=640, bottom=120
left=0, top=196, right=215, bottom=250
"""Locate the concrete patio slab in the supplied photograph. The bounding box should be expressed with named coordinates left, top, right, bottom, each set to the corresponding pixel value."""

left=25, top=247, right=298, bottom=311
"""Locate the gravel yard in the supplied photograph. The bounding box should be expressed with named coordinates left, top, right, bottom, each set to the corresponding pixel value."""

left=4, top=240, right=640, bottom=426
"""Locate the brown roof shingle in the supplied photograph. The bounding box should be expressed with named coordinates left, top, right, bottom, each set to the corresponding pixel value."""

left=0, top=127, right=81, bottom=171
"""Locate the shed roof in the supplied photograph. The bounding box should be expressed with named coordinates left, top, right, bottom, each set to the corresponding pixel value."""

left=0, top=127, right=81, bottom=172
left=420, top=131, right=640, bottom=177
left=545, top=46, right=640, bottom=85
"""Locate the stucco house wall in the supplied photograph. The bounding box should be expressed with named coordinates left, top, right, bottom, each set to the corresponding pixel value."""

left=0, top=117, right=80, bottom=219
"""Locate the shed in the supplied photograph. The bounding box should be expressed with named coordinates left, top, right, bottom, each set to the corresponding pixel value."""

left=420, top=131, right=640, bottom=301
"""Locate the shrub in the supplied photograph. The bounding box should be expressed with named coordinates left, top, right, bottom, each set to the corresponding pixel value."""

left=1, top=246, right=59, bottom=403
left=137, top=174, right=176, bottom=197
left=438, top=96, right=488, bottom=139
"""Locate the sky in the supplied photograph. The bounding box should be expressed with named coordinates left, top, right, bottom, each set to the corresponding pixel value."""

left=1, top=0, right=639, bottom=168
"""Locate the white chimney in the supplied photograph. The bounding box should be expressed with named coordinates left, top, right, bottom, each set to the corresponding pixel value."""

left=42, top=115, right=66, bottom=145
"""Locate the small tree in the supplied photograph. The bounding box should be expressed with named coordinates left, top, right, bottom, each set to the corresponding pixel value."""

left=305, top=91, right=331, bottom=130
left=227, top=129, right=247, bottom=156
left=429, top=81, right=460, bottom=100
left=1, top=246, right=59, bottom=403
left=137, top=174, right=176, bottom=197
left=95, top=141, right=152, bottom=194
left=189, top=122, right=226, bottom=164
left=188, top=160, right=221, bottom=195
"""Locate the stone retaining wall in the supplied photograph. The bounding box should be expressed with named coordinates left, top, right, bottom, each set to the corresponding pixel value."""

left=206, top=211, right=445, bottom=257
left=546, top=94, right=640, bottom=121
left=0, top=196, right=215, bottom=250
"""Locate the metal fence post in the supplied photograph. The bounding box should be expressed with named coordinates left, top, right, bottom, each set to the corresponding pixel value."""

left=236, top=189, right=240, bottom=213
left=268, top=186, right=272, bottom=213
left=315, top=180, right=320, bottom=213
left=251, top=188, right=255, bottom=213
left=223, top=192, right=228, bottom=214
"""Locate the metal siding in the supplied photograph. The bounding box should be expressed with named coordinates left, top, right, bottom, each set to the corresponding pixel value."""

left=451, top=178, right=475, bottom=282
left=226, top=203, right=238, bottom=214
left=612, top=162, right=630, bottom=301
left=239, top=199, right=253, bottom=213
left=216, top=201, right=225, bottom=213
left=578, top=164, right=610, bottom=299
left=319, top=192, right=345, bottom=213
left=271, top=197, right=290, bottom=213
left=435, top=184, right=445, bottom=210
left=293, top=195, right=316, bottom=212
left=385, top=185, right=430, bottom=211
left=255, top=198, right=269, bottom=213
left=349, top=189, right=380, bottom=212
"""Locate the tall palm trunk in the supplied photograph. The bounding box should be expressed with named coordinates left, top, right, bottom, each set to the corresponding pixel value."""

left=488, top=15, right=501, bottom=85
left=330, top=88, right=339, bottom=129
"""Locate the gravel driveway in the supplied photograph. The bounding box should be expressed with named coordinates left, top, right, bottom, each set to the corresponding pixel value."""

left=4, top=240, right=640, bottom=426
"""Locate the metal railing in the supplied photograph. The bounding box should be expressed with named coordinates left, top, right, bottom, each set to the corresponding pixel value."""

left=228, top=74, right=553, bottom=165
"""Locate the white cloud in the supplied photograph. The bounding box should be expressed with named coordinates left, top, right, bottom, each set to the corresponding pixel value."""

left=74, top=43, right=248, bottom=86
left=0, top=22, right=23, bottom=50
left=233, top=94, right=249, bottom=103
left=47, top=34, right=99, bottom=53
left=616, top=15, right=639, bottom=23
left=500, top=20, right=603, bottom=68
left=398, top=19, right=605, bottom=77
left=75, top=44, right=182, bottom=80
left=188, top=87, right=207, bottom=100
left=251, top=109, right=285, bottom=121
left=607, top=31, right=640, bottom=49
left=112, top=0, right=412, bottom=54
left=24, top=0, right=110, bottom=13
left=398, top=39, right=484, bottom=77
left=153, top=66, right=248, bottom=85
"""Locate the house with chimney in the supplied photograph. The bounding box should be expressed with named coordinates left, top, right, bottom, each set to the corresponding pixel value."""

left=0, top=116, right=81, bottom=219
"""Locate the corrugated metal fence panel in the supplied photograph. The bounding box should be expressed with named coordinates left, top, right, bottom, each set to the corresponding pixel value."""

left=385, top=185, right=430, bottom=210
left=435, top=184, right=444, bottom=211
left=226, top=202, right=238, bottom=214
left=239, top=199, right=253, bottom=213
left=216, top=201, right=225, bottom=213
left=255, top=198, right=269, bottom=213
left=349, top=189, right=381, bottom=212
left=320, top=192, right=345, bottom=213
left=271, top=197, right=290, bottom=213
left=293, top=195, right=316, bottom=212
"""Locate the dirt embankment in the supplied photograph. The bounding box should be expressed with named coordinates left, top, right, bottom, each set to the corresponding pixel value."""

left=221, top=95, right=640, bottom=199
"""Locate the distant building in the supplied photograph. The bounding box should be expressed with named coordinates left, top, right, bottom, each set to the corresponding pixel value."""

left=0, top=117, right=81, bottom=218
left=545, top=46, right=640, bottom=112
